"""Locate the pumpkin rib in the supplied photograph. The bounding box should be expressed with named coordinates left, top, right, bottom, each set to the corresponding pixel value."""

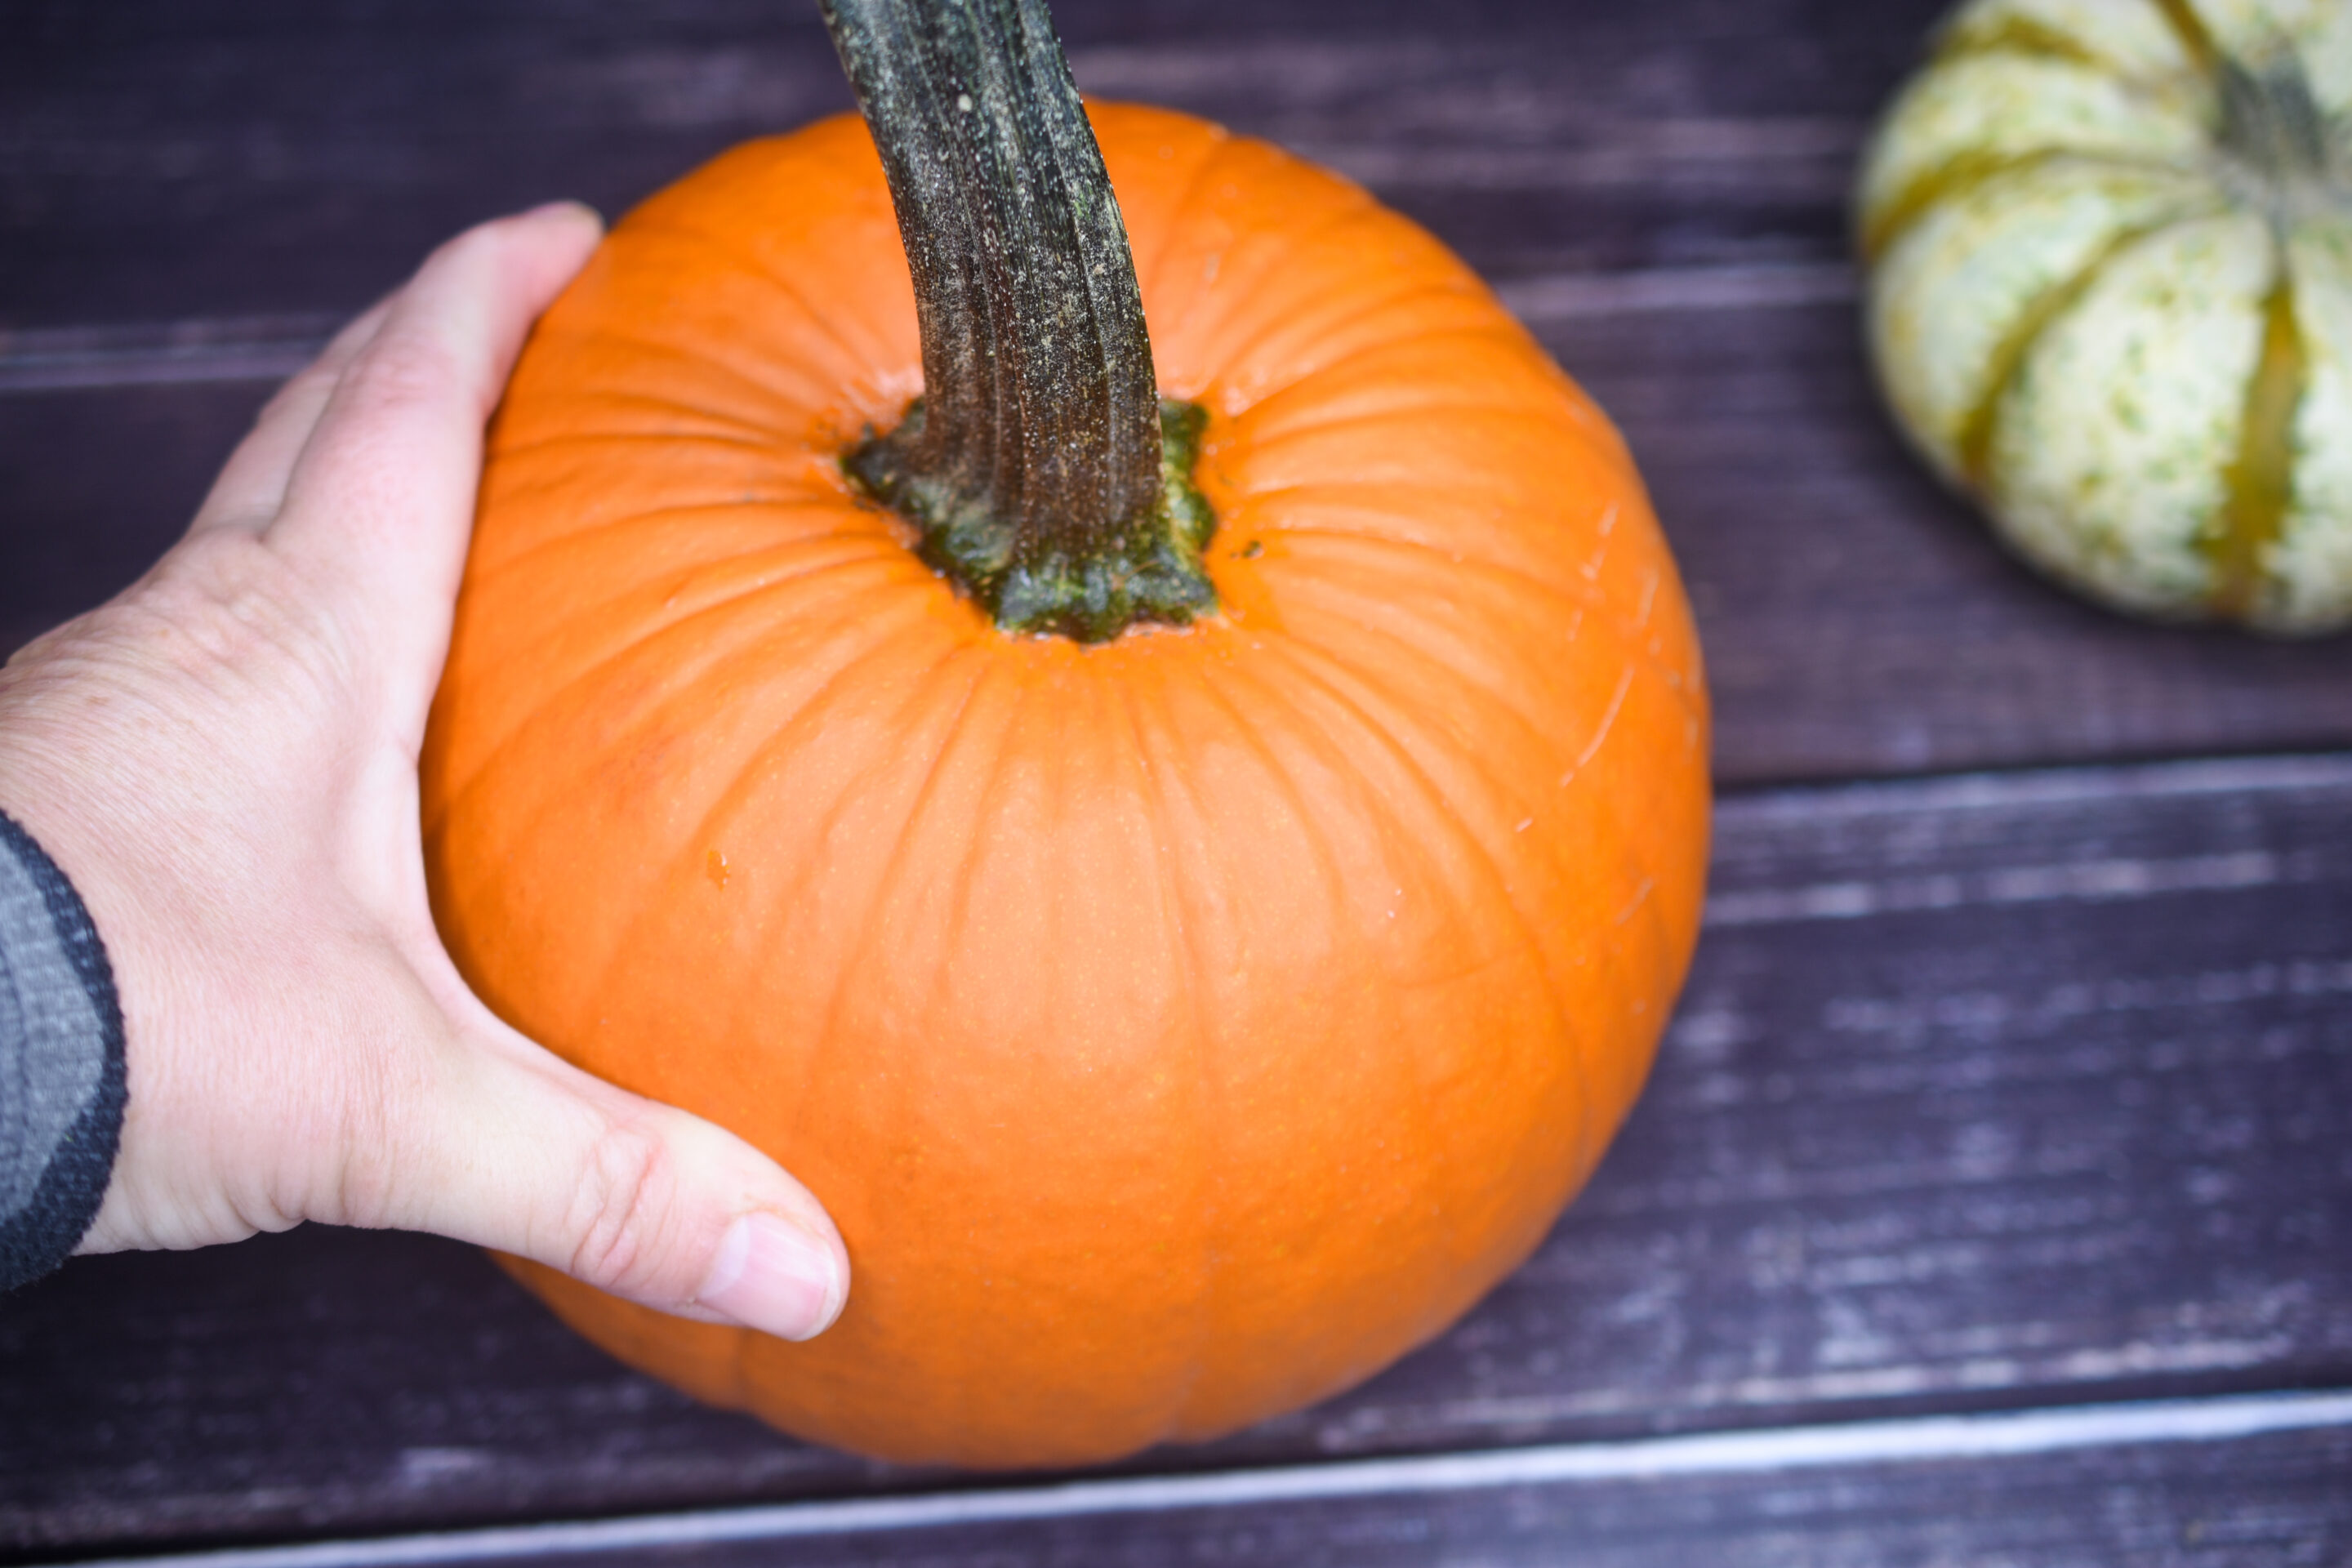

left=1137, top=152, right=1385, bottom=356
left=1262, top=445, right=1650, bottom=567
left=1193, top=276, right=1499, bottom=409
left=589, top=237, right=889, bottom=388
left=1132, top=118, right=1238, bottom=305
left=1931, top=20, right=2200, bottom=103
left=637, top=635, right=981, bottom=980
left=1237, top=394, right=1615, bottom=457
left=525, top=536, right=911, bottom=679
left=427, top=546, right=926, bottom=831
left=1932, top=14, right=2118, bottom=76
left=1958, top=206, right=2219, bottom=489
left=1260, top=511, right=1613, bottom=600
left=1236, top=472, right=1615, bottom=515
left=1252, top=629, right=1588, bottom=1035
left=766, top=648, right=1000, bottom=1215
left=1226, top=332, right=1640, bottom=483
left=1190, top=647, right=1489, bottom=1314
left=1239, top=633, right=1598, bottom=1223
left=1237, top=448, right=1642, bottom=550
left=538, top=393, right=813, bottom=452
left=2145, top=0, right=2221, bottom=77
left=1265, top=525, right=1690, bottom=697
left=437, top=565, right=943, bottom=928
left=483, top=427, right=813, bottom=470
left=431, top=534, right=911, bottom=795
left=619, top=210, right=906, bottom=393
left=1230, top=479, right=1626, bottom=562
left=1110, top=674, right=1225, bottom=1433
left=1267, top=564, right=1637, bottom=787
left=478, top=503, right=881, bottom=609
left=472, top=593, right=962, bottom=1046
left=1281, top=594, right=1678, bottom=991
left=1174, top=234, right=1458, bottom=391
left=639, top=639, right=992, bottom=1159
left=513, top=374, right=840, bottom=447
left=1177, top=652, right=1361, bottom=997
left=1559, top=667, right=1675, bottom=1122
left=1864, top=149, right=2196, bottom=265
left=464, top=497, right=868, bottom=595
left=1264, top=621, right=1603, bottom=930
left=1219, top=264, right=1484, bottom=359
left=1226, top=319, right=1553, bottom=412
left=1275, top=593, right=1646, bottom=826
left=2209, top=253, right=2306, bottom=617
left=788, top=642, right=993, bottom=1044
left=1225, top=321, right=1598, bottom=430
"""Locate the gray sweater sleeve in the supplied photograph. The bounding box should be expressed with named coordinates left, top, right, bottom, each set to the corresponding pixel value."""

left=0, top=810, right=127, bottom=1291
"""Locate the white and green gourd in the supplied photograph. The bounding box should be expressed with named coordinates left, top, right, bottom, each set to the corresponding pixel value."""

left=1858, top=0, right=2352, bottom=631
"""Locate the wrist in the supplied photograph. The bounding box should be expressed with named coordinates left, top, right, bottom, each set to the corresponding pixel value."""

left=0, top=803, right=128, bottom=1289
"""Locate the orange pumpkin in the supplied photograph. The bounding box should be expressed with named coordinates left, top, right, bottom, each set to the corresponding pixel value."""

left=421, top=56, right=1706, bottom=1463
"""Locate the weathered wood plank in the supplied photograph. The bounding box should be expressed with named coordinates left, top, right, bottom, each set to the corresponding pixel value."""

left=0, top=1, right=1938, bottom=327
left=6, top=753, right=2346, bottom=1555
left=0, top=378, right=268, bottom=661
left=47, top=1397, right=2352, bottom=1567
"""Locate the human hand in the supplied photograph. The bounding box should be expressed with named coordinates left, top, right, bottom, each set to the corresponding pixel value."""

left=0, top=204, right=847, bottom=1341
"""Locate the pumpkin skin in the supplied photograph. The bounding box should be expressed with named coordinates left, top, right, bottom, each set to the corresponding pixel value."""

left=1858, top=0, right=2352, bottom=630
left=421, top=104, right=1708, bottom=1468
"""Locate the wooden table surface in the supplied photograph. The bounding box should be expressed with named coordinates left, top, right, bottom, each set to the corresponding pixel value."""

left=4, top=2, right=2350, bottom=1562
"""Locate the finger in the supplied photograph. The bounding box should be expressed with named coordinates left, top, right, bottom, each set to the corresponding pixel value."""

left=267, top=202, right=602, bottom=666
left=187, top=296, right=396, bottom=537
left=368, top=1013, right=849, bottom=1343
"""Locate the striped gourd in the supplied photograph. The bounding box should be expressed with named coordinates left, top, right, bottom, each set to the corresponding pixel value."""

left=1859, top=0, right=2352, bottom=631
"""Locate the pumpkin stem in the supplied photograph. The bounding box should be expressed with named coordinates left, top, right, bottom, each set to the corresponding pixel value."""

left=821, top=0, right=1218, bottom=643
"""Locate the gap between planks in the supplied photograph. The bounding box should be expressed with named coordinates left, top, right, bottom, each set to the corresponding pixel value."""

left=0, top=265, right=1858, bottom=395
left=0, top=315, right=342, bottom=394
left=1704, top=750, right=2352, bottom=926
left=60, top=1390, right=2352, bottom=1568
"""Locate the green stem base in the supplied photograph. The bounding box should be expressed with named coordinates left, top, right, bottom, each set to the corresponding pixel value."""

left=849, top=397, right=1218, bottom=643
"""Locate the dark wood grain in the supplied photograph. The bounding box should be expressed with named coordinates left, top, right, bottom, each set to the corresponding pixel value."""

left=72, top=1405, right=2349, bottom=1568
left=0, top=2, right=1934, bottom=327
left=8, top=753, right=2346, bottom=1557
left=0, top=377, right=271, bottom=656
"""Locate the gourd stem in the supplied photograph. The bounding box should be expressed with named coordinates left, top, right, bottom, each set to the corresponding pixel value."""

left=820, top=0, right=1217, bottom=642
left=2216, top=56, right=2332, bottom=186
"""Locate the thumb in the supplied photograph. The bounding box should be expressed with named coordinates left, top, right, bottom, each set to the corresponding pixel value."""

left=387, top=1018, right=849, bottom=1342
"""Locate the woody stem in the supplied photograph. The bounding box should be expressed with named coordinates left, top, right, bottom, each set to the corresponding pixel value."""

left=820, top=0, right=1217, bottom=642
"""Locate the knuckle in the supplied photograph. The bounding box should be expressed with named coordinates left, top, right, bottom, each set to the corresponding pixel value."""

left=564, top=1115, right=689, bottom=1297
left=343, top=329, right=466, bottom=415
left=256, top=359, right=338, bottom=425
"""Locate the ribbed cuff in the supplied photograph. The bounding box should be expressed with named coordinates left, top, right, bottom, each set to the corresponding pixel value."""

left=0, top=809, right=127, bottom=1291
